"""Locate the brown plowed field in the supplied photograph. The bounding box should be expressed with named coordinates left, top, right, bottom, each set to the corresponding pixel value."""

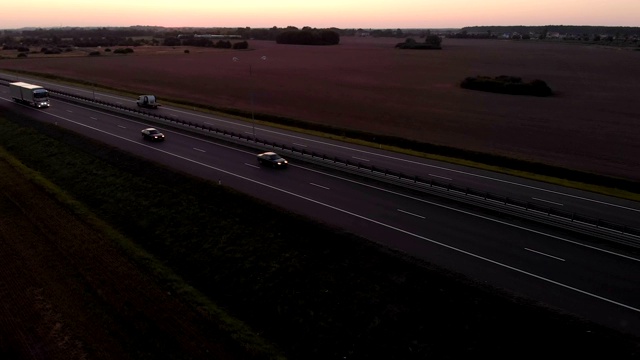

left=2, top=37, right=639, bottom=180
left=0, top=158, right=245, bottom=359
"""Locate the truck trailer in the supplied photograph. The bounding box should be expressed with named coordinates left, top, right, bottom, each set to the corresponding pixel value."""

left=10, top=82, right=50, bottom=108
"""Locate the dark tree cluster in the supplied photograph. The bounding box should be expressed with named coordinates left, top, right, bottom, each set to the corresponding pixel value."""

left=162, top=37, right=247, bottom=49
left=179, top=37, right=215, bottom=47
left=20, top=26, right=158, bottom=39
left=233, top=26, right=284, bottom=41
left=448, top=30, right=498, bottom=39
left=230, top=26, right=343, bottom=41
left=460, top=76, right=553, bottom=97
left=275, top=30, right=340, bottom=45
left=215, top=40, right=231, bottom=48
left=395, top=35, right=442, bottom=49
left=232, top=40, right=249, bottom=49
left=369, top=29, right=399, bottom=37
left=3, top=45, right=31, bottom=52
left=112, top=47, right=134, bottom=54
left=72, top=37, right=143, bottom=47
left=0, top=26, right=170, bottom=50
left=40, top=46, right=72, bottom=54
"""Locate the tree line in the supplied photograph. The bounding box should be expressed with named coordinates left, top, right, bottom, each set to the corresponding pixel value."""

left=0, top=25, right=432, bottom=49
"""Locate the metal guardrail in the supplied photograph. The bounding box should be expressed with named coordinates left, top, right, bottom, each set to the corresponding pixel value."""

left=7, top=83, right=640, bottom=246
left=284, top=152, right=640, bottom=244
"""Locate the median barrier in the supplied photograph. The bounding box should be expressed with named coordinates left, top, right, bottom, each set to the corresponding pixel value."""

left=24, top=85, right=640, bottom=247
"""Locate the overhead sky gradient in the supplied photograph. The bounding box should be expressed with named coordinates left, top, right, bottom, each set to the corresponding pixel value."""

left=3, top=0, right=639, bottom=29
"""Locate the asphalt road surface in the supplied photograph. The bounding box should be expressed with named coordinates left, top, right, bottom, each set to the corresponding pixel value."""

left=2, top=80, right=640, bottom=337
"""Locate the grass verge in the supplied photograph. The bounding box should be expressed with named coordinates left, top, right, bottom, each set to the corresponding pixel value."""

left=0, top=122, right=285, bottom=359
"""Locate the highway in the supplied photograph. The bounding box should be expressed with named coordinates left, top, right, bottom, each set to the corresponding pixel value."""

left=1, top=79, right=640, bottom=337
left=4, top=72, right=639, bottom=230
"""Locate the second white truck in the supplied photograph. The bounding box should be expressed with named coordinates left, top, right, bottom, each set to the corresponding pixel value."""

left=136, top=95, right=160, bottom=109
left=10, top=82, right=50, bottom=108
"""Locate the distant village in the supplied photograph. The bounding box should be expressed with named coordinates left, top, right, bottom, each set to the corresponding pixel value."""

left=438, top=25, right=640, bottom=42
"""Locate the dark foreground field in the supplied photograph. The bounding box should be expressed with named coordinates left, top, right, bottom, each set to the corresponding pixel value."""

left=0, top=154, right=251, bottom=360
left=2, top=37, right=639, bottom=182
left=1, top=108, right=639, bottom=359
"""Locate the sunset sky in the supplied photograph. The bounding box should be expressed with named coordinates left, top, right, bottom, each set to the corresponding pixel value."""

left=3, top=0, right=639, bottom=29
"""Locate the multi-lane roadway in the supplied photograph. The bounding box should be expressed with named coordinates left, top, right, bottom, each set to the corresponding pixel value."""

left=1, top=77, right=640, bottom=337
left=7, top=73, right=639, bottom=228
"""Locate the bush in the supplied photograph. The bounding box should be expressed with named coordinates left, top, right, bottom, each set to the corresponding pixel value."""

left=425, top=34, right=442, bottom=46
left=215, top=40, right=231, bottom=49
left=460, top=75, right=553, bottom=96
left=104, top=48, right=111, bottom=52
left=17, top=53, right=27, bottom=58
left=184, top=49, right=190, bottom=53
left=89, top=51, right=101, bottom=56
left=43, top=48, right=62, bottom=54
left=113, top=47, right=134, bottom=54
left=276, top=30, right=340, bottom=45
left=17, top=46, right=29, bottom=52
left=395, top=36, right=442, bottom=50
left=232, top=41, right=249, bottom=49
left=396, top=42, right=442, bottom=50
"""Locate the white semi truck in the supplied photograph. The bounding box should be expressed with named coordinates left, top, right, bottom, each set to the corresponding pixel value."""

left=10, top=82, right=50, bottom=108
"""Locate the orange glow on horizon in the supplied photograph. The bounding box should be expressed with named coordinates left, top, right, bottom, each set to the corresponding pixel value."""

left=2, top=0, right=639, bottom=29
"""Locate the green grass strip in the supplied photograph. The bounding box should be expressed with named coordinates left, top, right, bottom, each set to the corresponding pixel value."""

left=0, top=115, right=286, bottom=360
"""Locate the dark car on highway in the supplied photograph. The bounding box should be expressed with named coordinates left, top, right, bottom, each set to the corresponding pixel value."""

left=257, top=152, right=288, bottom=168
left=141, top=128, right=165, bottom=141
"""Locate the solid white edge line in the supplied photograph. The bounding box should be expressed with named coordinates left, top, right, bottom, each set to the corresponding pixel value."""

left=352, top=156, right=370, bottom=162
left=397, top=209, right=426, bottom=219
left=524, top=248, right=566, bottom=261
left=429, top=173, right=452, bottom=180
left=532, top=197, right=564, bottom=206
left=310, top=183, right=330, bottom=190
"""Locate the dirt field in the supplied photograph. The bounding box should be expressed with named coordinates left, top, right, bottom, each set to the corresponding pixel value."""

left=0, top=157, right=247, bottom=360
left=1, top=37, right=639, bottom=181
